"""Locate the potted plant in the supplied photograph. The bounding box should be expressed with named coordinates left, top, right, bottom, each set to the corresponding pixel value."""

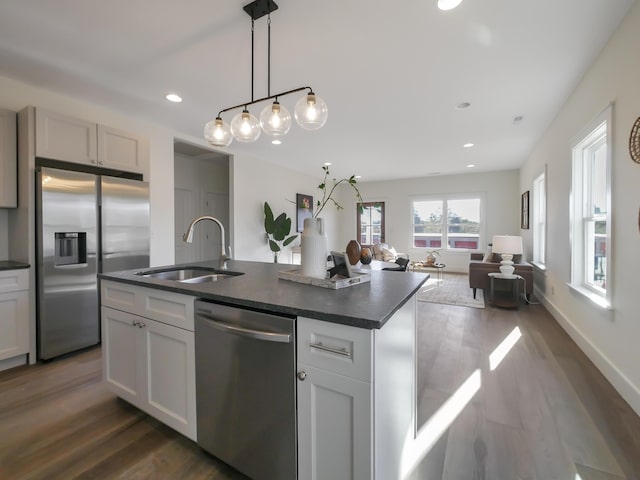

left=264, top=202, right=298, bottom=263
left=425, top=249, right=440, bottom=266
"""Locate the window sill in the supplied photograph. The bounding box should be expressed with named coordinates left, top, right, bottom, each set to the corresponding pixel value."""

left=531, top=261, right=546, bottom=272
left=567, top=283, right=613, bottom=310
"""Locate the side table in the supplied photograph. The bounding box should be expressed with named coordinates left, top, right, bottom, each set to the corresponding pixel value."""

left=488, top=273, right=523, bottom=308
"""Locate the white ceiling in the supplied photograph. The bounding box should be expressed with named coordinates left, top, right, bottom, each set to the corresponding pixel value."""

left=0, top=0, right=634, bottom=182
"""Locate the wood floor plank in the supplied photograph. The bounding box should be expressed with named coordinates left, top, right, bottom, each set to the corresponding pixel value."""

left=1, top=279, right=639, bottom=480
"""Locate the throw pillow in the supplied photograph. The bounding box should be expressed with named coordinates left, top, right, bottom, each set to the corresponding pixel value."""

left=482, top=247, right=492, bottom=262
left=382, top=246, right=398, bottom=262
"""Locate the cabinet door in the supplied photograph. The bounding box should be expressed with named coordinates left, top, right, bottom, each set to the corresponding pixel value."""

left=0, top=108, right=17, bottom=208
left=35, top=108, right=97, bottom=164
left=297, top=363, right=372, bottom=480
left=97, top=125, right=148, bottom=174
left=142, top=318, right=196, bottom=441
left=101, top=306, right=143, bottom=407
left=0, top=290, right=29, bottom=360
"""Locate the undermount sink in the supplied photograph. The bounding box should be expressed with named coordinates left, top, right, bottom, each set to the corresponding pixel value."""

left=135, top=266, right=244, bottom=282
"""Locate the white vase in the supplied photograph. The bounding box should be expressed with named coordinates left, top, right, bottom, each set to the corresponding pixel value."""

left=301, top=217, right=327, bottom=278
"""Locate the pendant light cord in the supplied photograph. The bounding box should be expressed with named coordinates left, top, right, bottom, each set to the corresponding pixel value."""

left=267, top=13, right=271, bottom=97
left=251, top=18, right=255, bottom=103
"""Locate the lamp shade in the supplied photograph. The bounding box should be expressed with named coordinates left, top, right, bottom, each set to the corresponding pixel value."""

left=491, top=235, right=523, bottom=255
left=204, top=117, right=233, bottom=147
left=294, top=93, right=328, bottom=130
left=231, top=109, right=261, bottom=143
left=260, top=101, right=292, bottom=136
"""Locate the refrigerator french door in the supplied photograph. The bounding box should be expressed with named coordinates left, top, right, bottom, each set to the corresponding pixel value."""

left=36, top=166, right=149, bottom=360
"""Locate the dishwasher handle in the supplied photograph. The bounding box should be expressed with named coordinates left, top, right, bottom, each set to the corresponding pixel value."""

left=197, top=312, right=292, bottom=343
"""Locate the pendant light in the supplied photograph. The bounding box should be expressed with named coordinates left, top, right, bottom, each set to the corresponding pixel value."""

left=231, top=109, right=261, bottom=143
left=204, top=0, right=327, bottom=147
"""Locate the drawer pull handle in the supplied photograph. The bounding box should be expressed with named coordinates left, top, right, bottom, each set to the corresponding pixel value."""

left=310, top=342, right=351, bottom=358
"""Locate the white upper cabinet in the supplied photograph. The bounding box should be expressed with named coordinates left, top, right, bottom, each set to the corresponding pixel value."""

left=97, top=125, right=148, bottom=172
left=35, top=108, right=148, bottom=175
left=35, top=108, right=98, bottom=165
left=0, top=108, right=17, bottom=208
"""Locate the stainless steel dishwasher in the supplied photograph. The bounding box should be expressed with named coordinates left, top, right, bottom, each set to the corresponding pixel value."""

left=194, top=299, right=297, bottom=480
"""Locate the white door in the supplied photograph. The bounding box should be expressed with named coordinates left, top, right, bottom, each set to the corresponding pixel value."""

left=297, top=363, right=372, bottom=480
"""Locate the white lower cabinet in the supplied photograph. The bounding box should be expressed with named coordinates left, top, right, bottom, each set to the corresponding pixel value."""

left=101, top=304, right=196, bottom=441
left=0, top=269, right=29, bottom=361
left=297, top=362, right=372, bottom=480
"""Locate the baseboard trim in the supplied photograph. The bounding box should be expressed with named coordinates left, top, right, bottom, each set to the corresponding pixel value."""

left=535, top=286, right=640, bottom=417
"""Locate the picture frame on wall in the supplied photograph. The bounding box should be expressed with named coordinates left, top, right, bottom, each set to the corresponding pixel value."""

left=296, top=193, right=313, bottom=233
left=521, top=190, right=530, bottom=229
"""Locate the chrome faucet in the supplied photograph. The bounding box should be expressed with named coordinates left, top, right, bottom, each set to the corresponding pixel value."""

left=183, top=216, right=231, bottom=269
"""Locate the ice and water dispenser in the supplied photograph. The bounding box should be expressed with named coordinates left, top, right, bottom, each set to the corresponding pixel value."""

left=54, top=232, right=87, bottom=266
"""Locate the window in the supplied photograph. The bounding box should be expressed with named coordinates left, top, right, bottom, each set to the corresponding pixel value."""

left=357, top=202, right=385, bottom=247
left=412, top=197, right=481, bottom=250
left=570, top=105, right=612, bottom=307
left=532, top=170, right=546, bottom=265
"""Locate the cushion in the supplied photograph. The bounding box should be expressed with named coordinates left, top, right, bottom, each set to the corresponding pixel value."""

left=372, top=243, right=388, bottom=260
left=482, top=247, right=492, bottom=262
left=382, top=246, right=398, bottom=262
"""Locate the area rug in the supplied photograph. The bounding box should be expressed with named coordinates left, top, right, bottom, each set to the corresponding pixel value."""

left=416, top=273, right=485, bottom=309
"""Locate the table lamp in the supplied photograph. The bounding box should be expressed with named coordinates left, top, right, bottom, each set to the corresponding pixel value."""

left=491, top=235, right=523, bottom=276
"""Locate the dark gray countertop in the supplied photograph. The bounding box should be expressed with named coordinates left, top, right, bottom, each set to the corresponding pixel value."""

left=99, top=260, right=429, bottom=329
left=0, top=261, right=30, bottom=271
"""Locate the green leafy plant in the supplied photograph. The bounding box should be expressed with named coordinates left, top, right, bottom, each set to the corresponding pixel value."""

left=313, top=165, right=364, bottom=217
left=264, top=202, right=298, bottom=263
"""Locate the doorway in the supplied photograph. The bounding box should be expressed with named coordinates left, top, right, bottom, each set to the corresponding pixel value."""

left=173, top=140, right=230, bottom=264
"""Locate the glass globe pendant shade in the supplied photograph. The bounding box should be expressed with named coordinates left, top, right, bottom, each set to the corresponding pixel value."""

left=294, top=92, right=328, bottom=130
left=260, top=101, right=292, bottom=136
left=230, top=109, right=261, bottom=143
left=204, top=117, right=232, bottom=147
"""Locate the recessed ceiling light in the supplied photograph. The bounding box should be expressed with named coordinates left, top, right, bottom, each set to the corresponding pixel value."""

left=355, top=175, right=362, bottom=179
left=324, top=162, right=332, bottom=166
left=466, top=164, right=476, bottom=168
left=272, top=139, right=282, bottom=145
left=455, top=102, right=471, bottom=110
left=463, top=143, right=474, bottom=148
left=438, top=0, right=463, bottom=11
left=165, top=93, right=182, bottom=103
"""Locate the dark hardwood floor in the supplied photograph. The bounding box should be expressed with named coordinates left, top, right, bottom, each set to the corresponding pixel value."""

left=1, top=279, right=639, bottom=479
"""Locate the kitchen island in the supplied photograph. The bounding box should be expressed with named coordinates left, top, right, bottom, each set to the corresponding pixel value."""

left=99, top=260, right=429, bottom=480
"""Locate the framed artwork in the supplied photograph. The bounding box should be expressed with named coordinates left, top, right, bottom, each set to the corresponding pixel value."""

left=296, top=193, right=313, bottom=233
left=521, top=190, right=530, bottom=229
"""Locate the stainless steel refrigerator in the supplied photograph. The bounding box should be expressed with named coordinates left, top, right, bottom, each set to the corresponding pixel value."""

left=36, top=166, right=149, bottom=360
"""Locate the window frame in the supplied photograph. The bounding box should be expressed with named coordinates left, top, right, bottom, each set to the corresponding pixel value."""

left=410, top=194, right=484, bottom=252
left=356, top=201, right=385, bottom=248
left=569, top=104, right=613, bottom=309
left=532, top=169, right=547, bottom=267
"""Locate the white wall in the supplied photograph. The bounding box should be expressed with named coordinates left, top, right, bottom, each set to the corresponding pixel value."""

left=231, top=153, right=339, bottom=264
left=335, top=170, right=521, bottom=272
left=520, top=2, right=640, bottom=415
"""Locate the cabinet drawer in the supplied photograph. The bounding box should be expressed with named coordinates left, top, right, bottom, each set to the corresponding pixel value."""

left=0, top=269, right=29, bottom=294
left=101, top=280, right=194, bottom=331
left=297, top=317, right=372, bottom=382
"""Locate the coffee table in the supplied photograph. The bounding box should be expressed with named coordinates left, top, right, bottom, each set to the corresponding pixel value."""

left=411, top=262, right=445, bottom=284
